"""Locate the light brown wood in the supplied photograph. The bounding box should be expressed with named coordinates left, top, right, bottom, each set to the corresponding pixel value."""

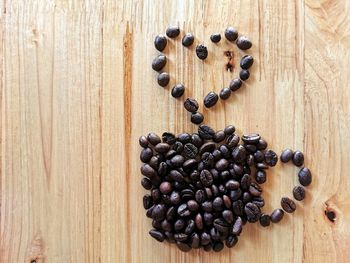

left=1, top=0, right=350, bottom=262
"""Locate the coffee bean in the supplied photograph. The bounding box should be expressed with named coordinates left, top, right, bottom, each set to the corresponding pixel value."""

left=184, top=220, right=195, bottom=234
left=191, top=133, right=203, bottom=147
left=215, top=159, right=229, bottom=171
left=183, top=159, right=198, bottom=172
left=159, top=182, right=172, bottom=194
left=201, top=152, right=215, bottom=167
left=176, top=241, right=191, bottom=252
left=298, top=167, right=312, bottom=186
left=202, top=201, right=213, bottom=212
left=152, top=55, right=167, bottom=71
left=165, top=150, right=177, bottom=160
left=182, top=33, right=194, bottom=47
left=181, top=189, right=194, bottom=200
left=280, top=148, right=293, bottom=163
left=184, top=98, right=199, bottom=113
left=139, top=135, right=149, bottom=147
left=174, top=219, right=185, bottom=232
left=293, top=185, right=306, bottom=201
left=225, top=180, right=240, bottom=190
left=161, top=220, right=172, bottom=232
left=270, top=209, right=284, bottom=223
left=259, top=214, right=271, bottom=227
left=152, top=189, right=161, bottom=203
left=213, top=197, right=224, bottom=211
left=214, top=218, right=230, bottom=233
left=203, top=212, right=214, bottom=226
left=143, top=194, right=153, bottom=209
left=213, top=130, right=225, bottom=143
left=171, top=84, right=185, bottom=98
left=293, top=151, right=304, bottom=166
left=177, top=204, right=191, bottom=217
left=174, top=233, right=188, bottom=242
left=240, top=55, right=254, bottom=69
left=255, top=170, right=266, bottom=184
left=196, top=44, right=208, bottom=60
left=152, top=204, right=166, bottom=222
left=170, top=155, right=185, bottom=167
left=240, top=174, right=252, bottom=190
left=232, top=145, right=246, bottom=163
left=229, top=78, right=242, bottom=91
left=281, top=197, right=296, bottom=213
left=252, top=196, right=265, bottom=208
left=213, top=241, right=224, bottom=252
left=231, top=216, right=243, bottom=235
left=157, top=162, right=168, bottom=176
left=141, top=164, right=156, bottom=178
left=147, top=132, right=161, bottom=145
left=244, top=202, right=261, bottom=223
left=242, top=133, right=260, bottom=144
left=219, top=87, right=231, bottom=100
left=182, top=143, right=197, bottom=159
left=265, top=149, right=278, bottom=166
left=187, top=200, right=199, bottom=212
left=149, top=229, right=165, bottom=242
left=172, top=142, right=183, bottom=154
left=195, top=190, right=206, bottom=203
left=245, top=144, right=257, bottom=153
left=210, top=33, right=221, bottom=43
left=200, top=170, right=214, bottom=187
left=157, top=72, right=170, bottom=87
left=154, top=34, right=167, bottom=51
left=226, top=235, right=238, bottom=248
left=195, top=213, right=203, bottom=230
left=242, top=192, right=252, bottom=203
left=166, top=26, right=180, bottom=38
left=229, top=189, right=242, bottom=201
left=141, top=177, right=153, bottom=190
left=257, top=139, right=268, bottom=150
left=236, top=36, right=252, bottom=50
left=177, top=133, right=191, bottom=144
left=155, top=143, right=170, bottom=153
left=232, top=200, right=244, bottom=216
left=256, top=163, right=269, bottom=170
left=201, top=232, right=211, bottom=245
left=199, top=142, right=216, bottom=155
left=140, top=147, right=153, bottom=163
left=212, top=150, right=222, bottom=161
left=169, top=170, right=184, bottom=183
left=161, top=132, right=175, bottom=145
left=190, top=233, right=200, bottom=248
left=224, top=27, right=238, bottom=41
left=249, top=182, right=262, bottom=196
left=226, top=134, right=240, bottom=148
left=204, top=92, right=219, bottom=108
left=253, top=150, right=264, bottom=162
left=223, top=125, right=235, bottom=135
left=222, top=210, right=234, bottom=224
left=198, top=125, right=215, bottom=140
left=239, top=69, right=250, bottom=81
left=191, top=112, right=204, bottom=125
left=222, top=195, right=232, bottom=209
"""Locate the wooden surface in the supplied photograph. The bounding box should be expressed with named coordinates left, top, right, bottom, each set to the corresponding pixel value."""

left=1, top=0, right=350, bottom=262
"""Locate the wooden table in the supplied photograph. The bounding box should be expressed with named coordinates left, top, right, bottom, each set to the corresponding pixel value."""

left=2, top=0, right=350, bottom=262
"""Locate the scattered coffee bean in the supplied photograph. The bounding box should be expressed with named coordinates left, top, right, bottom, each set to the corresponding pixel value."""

left=196, top=44, right=208, bottom=60
left=298, top=167, right=312, bottom=186
left=157, top=72, right=170, bottom=87
left=171, top=84, right=185, bottom=98
left=293, top=151, right=304, bottom=166
left=240, top=55, right=254, bottom=69
left=293, top=186, right=306, bottom=201
left=191, top=112, right=204, bottom=124
left=259, top=214, right=271, bottom=227
left=236, top=36, right=252, bottom=50
left=198, top=125, right=215, bottom=140
left=229, top=78, right=242, bottom=91
left=152, top=55, right=167, bottom=71
left=239, top=69, right=250, bottom=81
left=182, top=33, right=194, bottom=47
left=280, top=149, right=294, bottom=163
left=166, top=26, right=180, bottom=38
left=149, top=229, right=165, bottom=242
left=255, top=170, right=266, bottom=184
left=204, top=92, right=219, bottom=108
left=219, top=87, right=231, bottom=100
left=270, top=209, right=284, bottom=223
left=281, top=197, right=296, bottom=213
left=184, top=98, right=199, bottom=113
left=265, top=149, right=278, bottom=167
left=226, top=235, right=238, bottom=248
left=154, top=34, right=167, bottom=51
left=210, top=33, right=221, bottom=43
left=224, top=125, right=235, bottom=135
left=257, top=139, right=268, bottom=150
left=244, top=202, right=261, bottom=222
left=224, top=27, right=238, bottom=42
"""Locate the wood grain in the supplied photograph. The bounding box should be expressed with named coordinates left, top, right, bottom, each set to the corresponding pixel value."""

left=1, top=0, right=350, bottom=262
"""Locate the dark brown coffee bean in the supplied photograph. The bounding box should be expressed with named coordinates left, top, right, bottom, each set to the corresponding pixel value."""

left=174, top=219, right=185, bottom=232
left=293, top=185, right=306, bottom=201
left=240, top=174, right=252, bottom=190
left=143, top=194, right=153, bottom=209
left=219, top=87, right=231, bottom=100
left=166, top=25, right=180, bottom=38
left=170, top=155, right=184, bottom=167
left=215, top=159, right=229, bottom=171
left=259, top=214, right=271, bottom=227
left=203, top=212, right=214, bottom=226
left=236, top=36, right=252, bottom=50
left=184, top=98, right=199, bottom=113
left=161, top=220, right=172, bottom=232
left=226, top=134, right=240, bottom=148
left=191, top=133, right=203, bottom=147
left=201, top=152, right=215, bottom=167
left=176, top=242, right=191, bottom=252
left=263, top=149, right=277, bottom=166
left=174, top=233, right=188, bottom=242
left=152, top=54, right=167, bottom=71
left=229, top=189, right=242, bottom=201
left=204, top=92, right=219, bottom=108
left=165, top=150, right=177, bottom=160
left=210, top=33, right=221, bottom=43
left=213, top=197, right=224, bottom=211
left=242, top=191, right=252, bottom=204
left=231, top=216, right=243, bottom=235
left=195, top=213, right=203, bottom=230
left=255, top=169, right=266, bottom=184
left=195, top=189, right=206, bottom=203
left=149, top=229, right=165, bottom=242
left=184, top=220, right=195, bottom=234
left=147, top=132, right=161, bottom=145
left=242, top=133, right=260, bottom=144
left=159, top=182, right=172, bottom=194
left=181, top=189, right=194, bottom=200
left=281, top=197, right=296, bottom=213
left=210, top=227, right=221, bottom=241
left=254, top=150, right=265, bottom=162
left=187, top=200, right=199, bottom=212
left=198, top=125, right=215, bottom=140
left=139, top=135, right=149, bottom=147
left=232, top=145, right=246, bottom=163
left=202, top=201, right=213, bottom=212
left=183, top=143, right=198, bottom=159
left=190, top=112, right=204, bottom=124
left=171, top=84, right=185, bottom=98
left=226, top=235, right=238, bottom=248
left=244, top=202, right=261, bottom=222
left=196, top=44, right=208, bottom=60
left=141, top=164, right=156, bottom=178
left=222, top=210, right=234, bottom=224
left=199, top=142, right=216, bottom=155
left=182, top=33, right=194, bottom=47
left=257, top=139, right=268, bottom=150
left=239, top=69, right=250, bottom=81
left=229, top=78, right=242, bottom=91
left=200, top=169, right=213, bottom=187
left=212, top=150, right=222, bottom=161
left=245, top=144, right=257, bottom=153
left=151, top=189, right=161, bottom=203
left=213, top=218, right=230, bottom=233
left=280, top=148, right=293, bottom=163
left=293, top=150, right=304, bottom=166
left=225, top=180, right=240, bottom=190
left=252, top=196, right=265, bottom=208
left=224, top=125, right=236, bottom=135
left=162, top=132, right=176, bottom=145
left=270, top=208, right=284, bottom=223
left=190, top=233, right=200, bottom=248
left=183, top=159, right=198, bottom=172
left=225, top=27, right=238, bottom=41
left=152, top=204, right=166, bottom=221
left=141, top=177, right=152, bottom=190
left=256, top=162, right=269, bottom=170
left=298, top=167, right=312, bottom=186
left=154, top=34, right=167, bottom=51
left=157, top=72, right=170, bottom=87
left=232, top=200, right=244, bottom=216
left=169, top=170, right=184, bottom=183
left=140, top=147, right=153, bottom=163
left=213, top=241, right=224, bottom=252
left=177, top=133, right=191, bottom=144
left=223, top=195, right=232, bottom=209
left=213, top=130, right=225, bottom=143
left=177, top=203, right=191, bottom=217
left=201, top=232, right=211, bottom=246
left=240, top=55, right=254, bottom=69
left=155, top=143, right=170, bottom=153
left=249, top=182, right=262, bottom=196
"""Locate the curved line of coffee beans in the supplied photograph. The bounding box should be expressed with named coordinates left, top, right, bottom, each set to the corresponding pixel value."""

left=152, top=26, right=254, bottom=125
left=139, top=124, right=312, bottom=252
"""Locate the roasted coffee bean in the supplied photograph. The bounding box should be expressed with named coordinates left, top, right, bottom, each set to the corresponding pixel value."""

left=170, top=155, right=185, bottom=167
left=182, top=33, right=194, bottom=47
left=279, top=149, right=293, bottom=163
left=195, top=213, right=203, bottom=230
left=218, top=145, right=230, bottom=158
left=190, top=233, right=200, bottom=248
left=159, top=182, right=172, bottom=194
left=154, top=34, right=167, bottom=51
left=219, top=87, right=231, bottom=100
left=232, top=145, right=246, bottom=163
left=229, top=78, right=242, bottom=92
left=229, top=189, right=242, bottom=201
left=177, top=133, right=191, bottom=144
left=240, top=174, right=252, bottom=190
left=242, top=192, right=252, bottom=203
left=226, top=134, right=240, bottom=148
left=210, top=33, right=221, bottom=43
left=252, top=196, right=265, bottom=208
left=141, top=164, right=156, bottom=178
left=184, top=220, right=195, bottom=234
left=211, top=185, right=220, bottom=197
left=191, top=112, right=204, bottom=124
left=293, top=151, right=304, bottom=166
left=147, top=132, right=161, bottom=145
left=169, top=170, right=184, bottom=182
left=181, top=189, right=194, bottom=200
left=247, top=154, right=255, bottom=166
left=239, top=69, right=250, bottom=81
left=174, top=233, right=188, bottom=242
left=165, top=150, right=177, bottom=160
left=183, top=143, right=198, bottom=159
left=143, top=194, right=153, bottom=209
left=140, top=147, right=153, bottom=163
left=152, top=204, right=166, bottom=222
left=242, top=133, right=260, bottom=144
left=225, top=27, right=238, bottom=41
left=139, top=135, right=149, bottom=147
left=215, top=159, right=229, bottom=171
left=166, top=25, right=180, bottom=38
left=196, top=44, right=208, bottom=60
left=249, top=182, right=262, bottom=196
left=201, top=232, right=211, bottom=246
left=256, top=163, right=269, bottom=170
left=203, top=212, right=214, bottom=226
left=254, top=150, right=265, bottom=162
left=172, top=141, right=183, bottom=154
left=198, top=125, right=215, bottom=140
left=226, top=235, right=238, bottom=248
left=270, top=209, right=284, bottom=223
left=213, top=241, right=224, bottom=252
left=220, top=170, right=230, bottom=181
left=141, top=177, right=153, bottom=190
left=232, top=200, right=244, bottom=216
left=298, top=167, right=312, bottom=186
left=155, top=143, right=170, bottom=153
left=236, top=36, right=252, bottom=50
left=176, top=242, right=191, bottom=252
left=231, top=217, right=243, bottom=235
left=187, top=200, right=199, bottom=212
left=245, top=144, right=257, bottom=153
left=204, top=92, right=219, bottom=108
left=265, top=149, right=278, bottom=166
left=190, top=170, right=200, bottom=182
left=224, top=125, right=235, bottom=135
left=223, top=195, right=232, bottom=209
left=171, top=84, right=185, bottom=98
left=210, top=227, right=221, bottom=241
left=162, top=132, right=176, bottom=145
left=149, top=229, right=165, bottom=242
left=161, top=220, right=172, bottom=232
left=174, top=219, right=185, bottom=232
left=222, top=210, right=234, bottom=224
left=293, top=185, right=306, bottom=201
left=225, top=180, right=240, bottom=190
left=177, top=204, right=191, bottom=217
left=281, top=197, right=296, bottom=213
left=183, top=159, right=198, bottom=172
left=213, top=130, right=225, bottom=143
left=255, top=170, right=266, bottom=184
left=157, top=72, right=170, bottom=87
left=240, top=55, right=254, bottom=69
left=213, top=197, right=224, bottom=211
left=166, top=206, right=176, bottom=221
left=213, top=218, right=230, bottom=233
left=152, top=55, right=167, bottom=71
left=191, top=133, right=203, bottom=147
left=184, top=98, right=199, bottom=113
left=244, top=202, right=261, bottom=223
left=152, top=189, right=161, bottom=202
left=259, top=214, right=271, bottom=227
left=195, top=190, right=206, bottom=203
left=257, top=139, right=268, bottom=150
left=212, top=150, right=222, bottom=161
left=202, top=201, right=213, bottom=212
left=200, top=170, right=214, bottom=187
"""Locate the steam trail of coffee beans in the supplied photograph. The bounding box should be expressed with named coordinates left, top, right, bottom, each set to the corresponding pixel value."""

left=152, top=25, right=254, bottom=125
left=139, top=124, right=312, bottom=252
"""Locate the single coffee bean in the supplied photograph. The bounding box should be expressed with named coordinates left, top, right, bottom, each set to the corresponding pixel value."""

left=281, top=197, right=296, bottom=213
left=177, top=133, right=191, bottom=144
left=239, top=69, right=250, bottom=81
left=161, top=220, right=172, bottom=232
left=140, top=147, right=153, bottom=163
left=155, top=143, right=170, bottom=153
left=229, top=78, right=242, bottom=91
left=280, top=148, right=294, bottom=163
left=183, top=143, right=198, bottom=159
left=245, top=144, right=257, bottom=153
left=195, top=190, right=206, bottom=203
left=139, top=135, right=149, bottom=147
left=202, top=201, right=213, bottom=212
left=154, top=34, right=167, bottom=51
left=174, top=219, right=185, bottom=232
left=242, top=192, right=252, bottom=203
left=176, top=242, right=191, bottom=252
left=210, top=227, right=221, bottom=241
left=157, top=72, right=170, bottom=87
left=147, top=132, right=161, bottom=145
left=256, top=162, right=269, bottom=170
left=232, top=145, right=246, bottom=163
left=240, top=55, right=254, bottom=69
left=224, top=27, right=238, bottom=41
left=242, top=133, right=260, bottom=144
left=181, top=189, right=195, bottom=200
left=224, top=125, right=235, bottom=135
left=187, top=200, right=199, bottom=212
left=298, top=167, right=312, bottom=186
left=244, top=202, right=261, bottom=223
left=222, top=210, right=234, bottom=224
left=219, top=145, right=230, bottom=158
left=215, top=159, right=229, bottom=171
left=196, top=44, right=208, bottom=60
left=151, top=189, right=161, bottom=202
left=231, top=216, right=243, bottom=235
left=213, top=197, right=224, bottom=211
left=184, top=220, right=195, bottom=234
left=213, top=241, right=224, bottom=252
left=210, top=33, right=221, bottom=43
left=219, top=87, right=231, bottom=100
left=170, top=155, right=185, bottom=167
left=141, top=177, right=153, bottom=190
left=212, top=150, right=222, bottom=161
left=225, top=180, right=240, bottom=190
left=152, top=55, right=167, bottom=71
left=195, top=213, right=203, bottom=230
left=293, top=150, right=304, bottom=166
left=182, top=33, right=194, bottom=47
left=166, top=150, right=177, bottom=160
left=201, top=232, right=211, bottom=246
left=236, top=36, right=252, bottom=50
left=166, top=206, right=176, bottom=221
left=249, top=182, right=262, bottom=196
left=157, top=161, right=167, bottom=176
left=223, top=195, right=232, bottom=209
left=184, top=98, right=199, bottom=113
left=190, top=112, right=204, bottom=125
left=199, top=142, right=216, bottom=155
left=226, top=134, right=240, bottom=148
left=293, top=185, right=306, bottom=201
left=226, top=235, right=238, bottom=248
left=190, top=233, right=200, bottom=248
left=166, top=25, right=180, bottom=38
left=143, top=194, right=153, bottom=209
left=254, top=150, right=265, bottom=162
left=174, top=233, right=188, bottom=242
left=232, top=200, right=244, bottom=216
left=200, top=170, right=214, bottom=187
left=149, top=229, right=165, bottom=242
left=257, top=139, right=268, bottom=150
left=259, top=214, right=271, bottom=227
left=229, top=189, right=242, bottom=201
left=212, top=131, right=225, bottom=144
left=161, top=132, right=176, bottom=145
left=252, top=196, right=265, bottom=208
left=183, top=159, right=198, bottom=172
left=203, top=212, right=214, bottom=226
left=265, top=149, right=278, bottom=166
left=191, top=133, right=203, bottom=147
left=270, top=208, right=284, bottom=223
left=204, top=92, right=219, bottom=108
left=171, top=84, right=185, bottom=98
left=152, top=204, right=166, bottom=221
left=141, top=164, right=156, bottom=178
left=240, top=174, right=252, bottom=190
left=177, top=203, right=191, bottom=217
left=159, top=182, right=172, bottom=194
left=213, top=218, right=230, bottom=233
left=198, top=125, right=215, bottom=140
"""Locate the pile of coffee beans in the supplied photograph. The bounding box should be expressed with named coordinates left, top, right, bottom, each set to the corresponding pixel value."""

left=152, top=25, right=254, bottom=125
left=139, top=124, right=312, bottom=252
